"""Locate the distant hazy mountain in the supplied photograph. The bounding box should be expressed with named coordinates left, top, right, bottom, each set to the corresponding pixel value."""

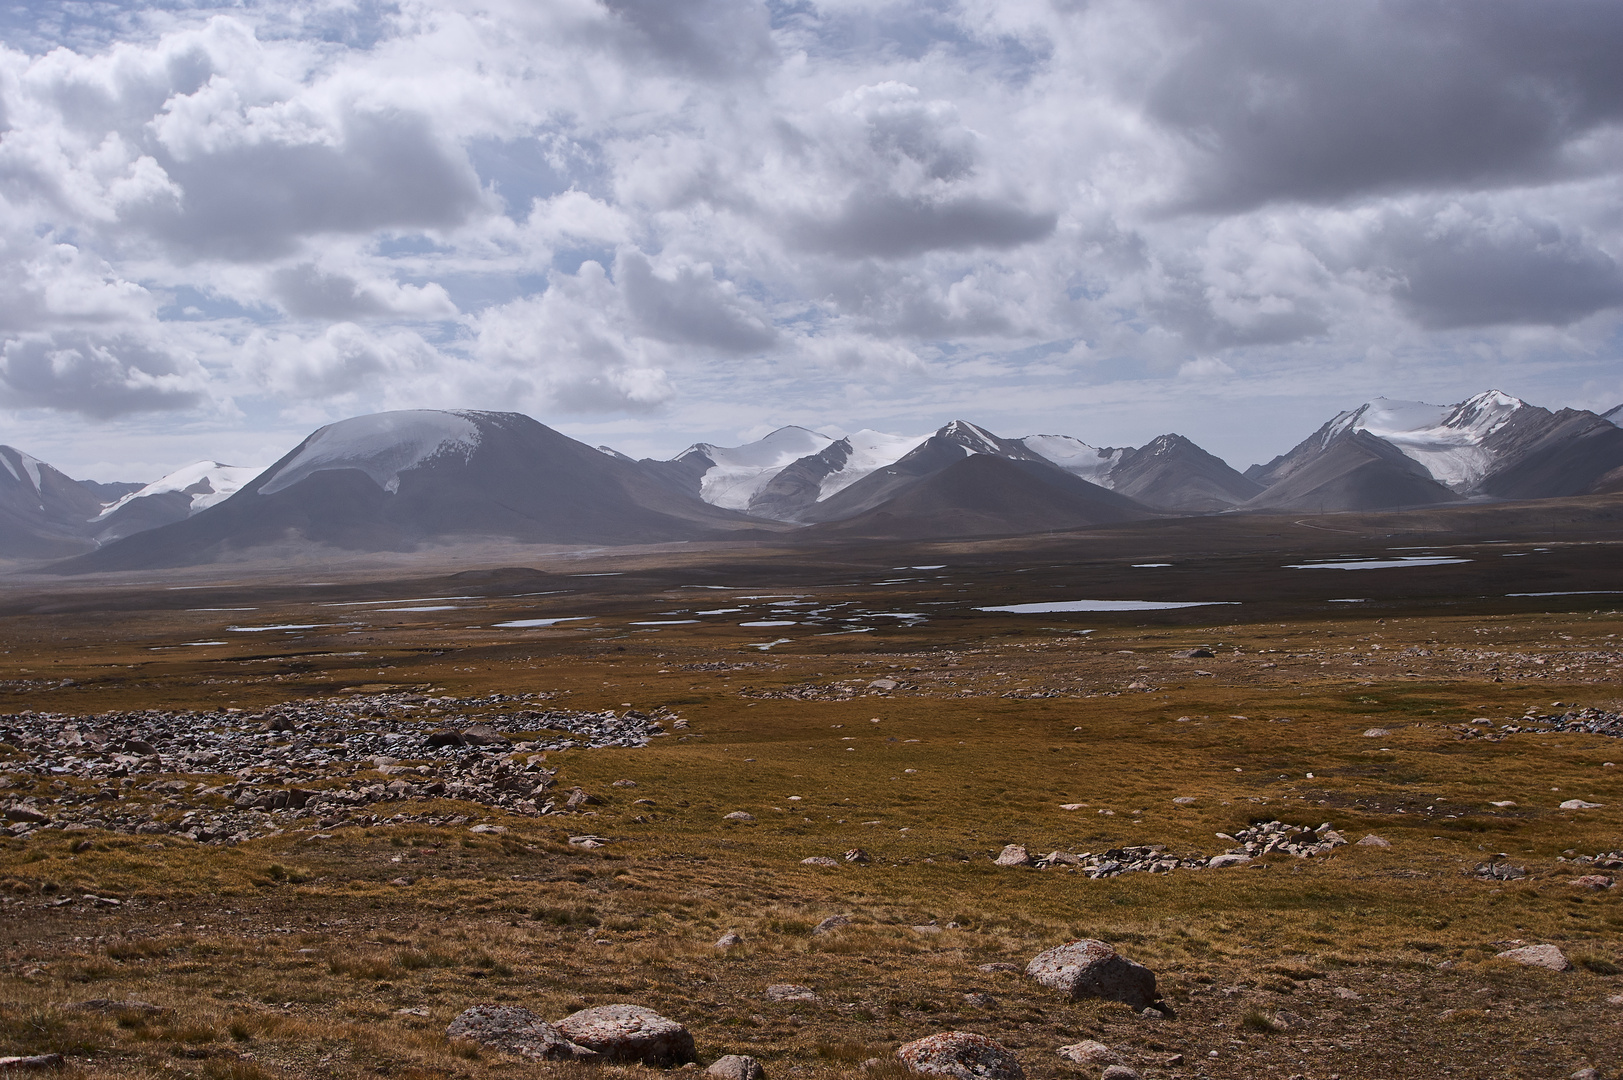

left=808, top=453, right=1154, bottom=539
left=1246, top=429, right=1462, bottom=512
left=55, top=411, right=766, bottom=572
left=1604, top=404, right=1622, bottom=426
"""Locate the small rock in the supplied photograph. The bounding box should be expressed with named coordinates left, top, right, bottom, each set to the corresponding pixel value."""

left=765, top=984, right=818, bottom=1002
left=707, top=1055, right=766, bottom=1080
left=1332, top=987, right=1360, bottom=1000
left=396, top=1007, right=431, bottom=1017
left=723, top=811, right=756, bottom=822
left=1362, top=728, right=1390, bottom=737
left=1571, top=1069, right=1599, bottom=1080
left=1559, top=799, right=1604, bottom=810
left=555, top=1004, right=696, bottom=1066
left=1055, top=1040, right=1118, bottom=1067
left=1172, top=796, right=1196, bottom=805
left=612, top=779, right=638, bottom=788
left=459, top=724, right=510, bottom=747
left=800, top=856, right=839, bottom=867
left=1101, top=1067, right=1141, bottom=1080
left=388, top=877, right=411, bottom=887
left=963, top=992, right=996, bottom=1008
left=468, top=824, right=507, bottom=835
left=1207, top=853, right=1252, bottom=869
left=1496, top=944, right=1571, bottom=971
left=715, top=931, right=744, bottom=948
left=843, top=848, right=870, bottom=863
left=896, top=1031, right=1023, bottom=1080
left=1025, top=939, right=1159, bottom=1011
left=812, top=915, right=851, bottom=935
left=1569, top=875, right=1614, bottom=890
left=912, top=924, right=942, bottom=935
left=566, top=787, right=602, bottom=810
left=994, top=844, right=1033, bottom=867
left=1356, top=835, right=1392, bottom=848
left=445, top=1005, right=595, bottom=1062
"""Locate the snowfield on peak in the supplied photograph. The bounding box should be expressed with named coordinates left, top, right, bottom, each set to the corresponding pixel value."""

left=1020, top=434, right=1124, bottom=487
left=95, top=461, right=261, bottom=519
left=683, top=426, right=835, bottom=511
left=260, top=411, right=484, bottom=496
left=817, top=429, right=929, bottom=501
left=1326, top=391, right=1525, bottom=490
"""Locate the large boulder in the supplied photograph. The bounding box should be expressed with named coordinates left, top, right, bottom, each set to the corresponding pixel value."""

left=897, top=1032, right=1023, bottom=1080
left=556, top=1004, right=696, bottom=1066
left=1025, top=939, right=1158, bottom=1011
left=445, top=1005, right=595, bottom=1061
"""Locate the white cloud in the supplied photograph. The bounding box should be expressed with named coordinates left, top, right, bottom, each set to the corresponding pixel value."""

left=0, top=0, right=1620, bottom=479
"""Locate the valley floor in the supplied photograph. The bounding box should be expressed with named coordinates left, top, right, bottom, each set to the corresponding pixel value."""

left=1, top=511, right=1621, bottom=1080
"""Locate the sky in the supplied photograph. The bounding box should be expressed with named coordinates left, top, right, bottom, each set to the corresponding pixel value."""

left=2, top=0, right=1622, bottom=482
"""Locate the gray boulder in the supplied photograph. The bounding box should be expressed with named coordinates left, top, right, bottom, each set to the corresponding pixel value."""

left=556, top=1004, right=696, bottom=1066
left=897, top=1031, right=1023, bottom=1080
left=1056, top=1040, right=1118, bottom=1067
left=1495, top=944, right=1571, bottom=971
left=445, top=1005, right=595, bottom=1061
left=707, top=1055, right=766, bottom=1080
left=1025, top=939, right=1158, bottom=1011
left=994, top=844, right=1032, bottom=867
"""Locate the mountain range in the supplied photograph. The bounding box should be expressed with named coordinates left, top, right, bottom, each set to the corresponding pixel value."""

left=8, top=389, right=1621, bottom=570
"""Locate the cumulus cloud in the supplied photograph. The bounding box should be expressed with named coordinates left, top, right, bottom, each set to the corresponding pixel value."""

left=0, top=0, right=1622, bottom=474
left=0, top=330, right=208, bottom=416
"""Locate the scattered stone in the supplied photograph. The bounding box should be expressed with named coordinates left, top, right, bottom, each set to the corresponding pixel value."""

left=565, top=787, right=602, bottom=810
left=1570, top=1069, right=1599, bottom=1080
left=468, top=824, right=507, bottom=835
left=1569, top=875, right=1614, bottom=890
left=1495, top=944, right=1571, bottom=971
left=843, top=848, right=871, bottom=863
left=1474, top=860, right=1527, bottom=881
left=555, top=1004, right=696, bottom=1066
left=1176, top=648, right=1215, bottom=658
left=1172, top=796, right=1196, bottom=805
left=0, top=1055, right=64, bottom=1070
left=445, top=1005, right=595, bottom=1062
left=396, top=1007, right=430, bottom=1017
left=707, top=1055, right=766, bottom=1080
left=812, top=915, right=851, bottom=935
left=913, top=924, right=942, bottom=935
left=963, top=992, right=996, bottom=1008
left=1055, top=1040, right=1118, bottom=1067
left=1356, top=835, right=1392, bottom=847
left=896, top=1031, right=1023, bottom=1080
left=976, top=963, right=1021, bottom=974
left=1101, top=1067, right=1141, bottom=1080
left=567, top=835, right=609, bottom=848
left=612, top=779, right=637, bottom=788
left=714, top=931, right=744, bottom=948
left=800, top=856, right=839, bottom=867
left=459, top=724, right=510, bottom=747
left=994, top=844, right=1032, bottom=867
left=1332, top=987, right=1360, bottom=1000
left=1025, top=939, right=1159, bottom=1012
left=1559, top=799, right=1604, bottom=810
left=1363, top=728, right=1390, bottom=737
left=723, top=811, right=756, bottom=822
left=765, top=985, right=818, bottom=1003
left=1208, top=853, right=1252, bottom=869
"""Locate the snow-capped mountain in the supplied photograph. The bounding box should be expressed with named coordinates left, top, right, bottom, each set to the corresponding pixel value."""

left=1250, top=390, right=1623, bottom=509
left=1603, top=404, right=1621, bottom=426
left=746, top=428, right=928, bottom=521
left=91, top=461, right=261, bottom=543
left=1023, top=432, right=1261, bottom=511
left=1322, top=391, right=1525, bottom=491
left=648, top=426, right=836, bottom=511
left=58, top=411, right=770, bottom=572
left=0, top=445, right=109, bottom=558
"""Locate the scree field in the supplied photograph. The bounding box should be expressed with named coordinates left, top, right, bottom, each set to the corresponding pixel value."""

left=2, top=501, right=1622, bottom=1080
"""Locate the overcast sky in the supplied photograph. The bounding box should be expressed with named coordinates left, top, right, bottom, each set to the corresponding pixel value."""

left=3, top=0, right=1622, bottom=480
